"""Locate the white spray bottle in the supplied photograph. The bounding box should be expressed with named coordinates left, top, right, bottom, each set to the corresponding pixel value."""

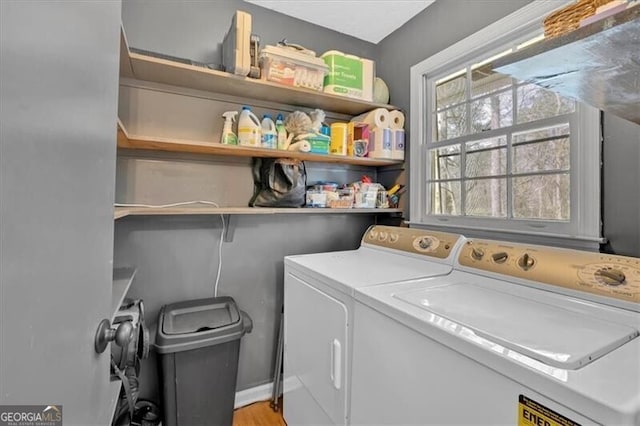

left=221, top=111, right=238, bottom=145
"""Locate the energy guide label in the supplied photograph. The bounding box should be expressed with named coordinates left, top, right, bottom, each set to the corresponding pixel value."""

left=518, top=395, right=583, bottom=426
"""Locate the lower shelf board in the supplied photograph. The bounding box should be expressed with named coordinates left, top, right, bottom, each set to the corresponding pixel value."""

left=114, top=206, right=403, bottom=219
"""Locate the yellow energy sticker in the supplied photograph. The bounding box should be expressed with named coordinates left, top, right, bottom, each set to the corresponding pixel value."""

left=518, top=395, right=581, bottom=426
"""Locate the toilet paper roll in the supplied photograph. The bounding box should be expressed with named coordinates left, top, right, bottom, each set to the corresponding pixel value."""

left=288, top=140, right=311, bottom=152
left=389, top=110, right=405, bottom=130
left=369, top=126, right=392, bottom=153
left=391, top=129, right=405, bottom=160
left=351, top=108, right=391, bottom=129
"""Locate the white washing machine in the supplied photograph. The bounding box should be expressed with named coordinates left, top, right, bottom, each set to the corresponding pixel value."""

left=283, top=225, right=467, bottom=425
left=350, top=238, right=640, bottom=425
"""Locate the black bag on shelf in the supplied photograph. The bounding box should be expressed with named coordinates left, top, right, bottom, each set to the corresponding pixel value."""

left=249, top=158, right=306, bottom=208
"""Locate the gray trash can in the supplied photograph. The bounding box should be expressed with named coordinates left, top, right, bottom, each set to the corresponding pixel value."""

left=156, top=296, right=252, bottom=426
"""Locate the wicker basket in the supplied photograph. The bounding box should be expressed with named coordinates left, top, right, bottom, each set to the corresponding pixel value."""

left=543, top=0, right=613, bottom=38
left=328, top=199, right=354, bottom=209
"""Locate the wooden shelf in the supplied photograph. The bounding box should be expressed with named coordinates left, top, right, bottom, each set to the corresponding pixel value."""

left=114, top=208, right=131, bottom=220
left=492, top=5, right=640, bottom=124
left=114, top=206, right=402, bottom=220
left=116, top=27, right=405, bottom=222
left=111, top=267, right=136, bottom=321
left=117, top=125, right=403, bottom=167
left=120, top=28, right=397, bottom=116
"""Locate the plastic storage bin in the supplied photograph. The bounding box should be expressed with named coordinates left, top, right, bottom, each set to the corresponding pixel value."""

left=156, top=297, right=253, bottom=426
left=260, top=45, right=328, bottom=92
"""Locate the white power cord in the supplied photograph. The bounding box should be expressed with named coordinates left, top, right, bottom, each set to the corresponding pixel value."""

left=114, top=200, right=226, bottom=298
left=214, top=214, right=225, bottom=298
left=114, top=200, right=221, bottom=209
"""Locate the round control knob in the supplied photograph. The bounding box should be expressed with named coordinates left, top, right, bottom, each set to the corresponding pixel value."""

left=594, top=268, right=626, bottom=286
left=471, top=248, right=485, bottom=261
left=517, top=253, right=535, bottom=271
left=418, top=237, right=432, bottom=250
left=378, top=232, right=388, bottom=241
left=492, top=252, right=509, bottom=264
left=369, top=230, right=378, bottom=239
left=389, top=233, right=399, bottom=243
left=413, top=236, right=439, bottom=252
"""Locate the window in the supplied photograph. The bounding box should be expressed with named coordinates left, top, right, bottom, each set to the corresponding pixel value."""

left=410, top=1, right=601, bottom=246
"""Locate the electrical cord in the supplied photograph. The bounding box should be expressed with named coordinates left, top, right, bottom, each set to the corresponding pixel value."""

left=214, top=214, right=224, bottom=298
left=114, top=201, right=226, bottom=297
left=114, top=200, right=221, bottom=209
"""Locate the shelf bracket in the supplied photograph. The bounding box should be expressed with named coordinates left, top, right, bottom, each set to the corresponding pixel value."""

left=223, top=214, right=237, bottom=242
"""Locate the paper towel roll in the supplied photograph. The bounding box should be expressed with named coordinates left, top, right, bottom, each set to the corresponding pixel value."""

left=351, top=108, right=390, bottom=129
left=288, top=140, right=311, bottom=152
left=389, top=110, right=405, bottom=130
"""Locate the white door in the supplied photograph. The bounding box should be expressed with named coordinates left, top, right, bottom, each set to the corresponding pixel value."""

left=284, top=272, right=348, bottom=425
left=0, top=2, right=121, bottom=425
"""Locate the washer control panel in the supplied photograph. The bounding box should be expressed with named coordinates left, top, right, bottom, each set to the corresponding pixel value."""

left=459, top=239, right=640, bottom=304
left=362, top=225, right=461, bottom=259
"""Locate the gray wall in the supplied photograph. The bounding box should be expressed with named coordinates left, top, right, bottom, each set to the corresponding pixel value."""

left=118, top=0, right=388, bottom=401
left=376, top=0, right=640, bottom=257
left=602, top=114, right=640, bottom=256
left=115, top=214, right=375, bottom=399
left=122, top=0, right=377, bottom=67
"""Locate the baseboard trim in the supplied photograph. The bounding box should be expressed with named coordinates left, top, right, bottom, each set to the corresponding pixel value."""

left=234, top=382, right=274, bottom=409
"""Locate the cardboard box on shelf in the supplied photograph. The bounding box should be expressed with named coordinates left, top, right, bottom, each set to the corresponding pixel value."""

left=322, top=50, right=374, bottom=102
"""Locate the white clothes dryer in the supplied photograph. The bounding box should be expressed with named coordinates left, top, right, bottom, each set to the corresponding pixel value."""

left=350, top=238, right=640, bottom=425
left=283, top=225, right=467, bottom=425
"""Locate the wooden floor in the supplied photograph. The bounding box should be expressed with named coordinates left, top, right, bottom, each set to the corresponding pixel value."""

left=233, top=399, right=286, bottom=426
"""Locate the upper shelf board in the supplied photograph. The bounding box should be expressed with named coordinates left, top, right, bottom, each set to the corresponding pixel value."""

left=492, top=5, right=640, bottom=125
left=119, top=28, right=398, bottom=116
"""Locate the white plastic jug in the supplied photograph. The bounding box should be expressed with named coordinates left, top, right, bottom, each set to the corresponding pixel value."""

left=261, top=114, right=277, bottom=149
left=238, top=106, right=261, bottom=147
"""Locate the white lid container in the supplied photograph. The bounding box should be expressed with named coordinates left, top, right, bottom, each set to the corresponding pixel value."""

left=260, top=45, right=329, bottom=92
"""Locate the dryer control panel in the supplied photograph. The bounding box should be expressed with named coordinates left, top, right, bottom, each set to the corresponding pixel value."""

left=362, top=225, right=462, bottom=259
left=459, top=240, right=640, bottom=305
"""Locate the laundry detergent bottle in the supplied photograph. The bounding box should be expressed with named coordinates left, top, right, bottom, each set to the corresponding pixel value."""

left=261, top=114, right=277, bottom=149
left=238, top=106, right=261, bottom=147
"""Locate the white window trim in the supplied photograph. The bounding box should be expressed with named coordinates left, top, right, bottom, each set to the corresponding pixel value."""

left=409, top=0, right=602, bottom=247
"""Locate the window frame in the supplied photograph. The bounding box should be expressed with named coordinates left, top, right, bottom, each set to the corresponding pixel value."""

left=409, top=1, right=602, bottom=246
